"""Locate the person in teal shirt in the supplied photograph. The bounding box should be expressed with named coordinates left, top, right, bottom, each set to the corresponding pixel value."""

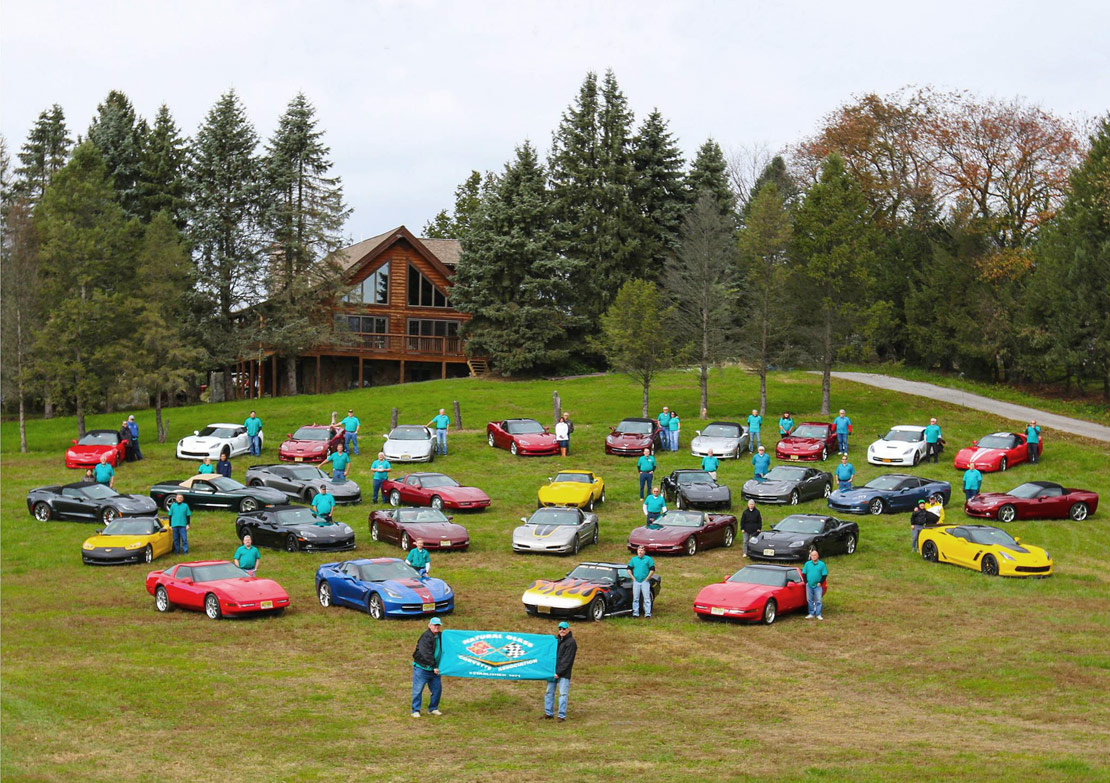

left=311, top=485, right=337, bottom=522
left=642, top=487, right=667, bottom=523
left=197, top=457, right=215, bottom=474
left=168, top=494, right=191, bottom=554
left=427, top=408, right=451, bottom=455
left=834, top=455, right=855, bottom=490
left=370, top=451, right=392, bottom=503
left=339, top=408, right=361, bottom=455
left=627, top=545, right=656, bottom=618
left=657, top=407, right=671, bottom=451
left=244, top=410, right=263, bottom=456
left=234, top=534, right=261, bottom=575
left=406, top=539, right=431, bottom=574
left=963, top=462, right=983, bottom=502
left=1025, top=420, right=1041, bottom=464
left=94, top=455, right=115, bottom=487
left=923, top=417, right=943, bottom=464
left=779, top=412, right=795, bottom=437
left=747, top=409, right=763, bottom=452
left=636, top=449, right=657, bottom=499
left=701, top=450, right=720, bottom=480
left=324, top=443, right=351, bottom=482
left=751, top=446, right=771, bottom=480
left=801, top=548, right=828, bottom=619
left=667, top=413, right=681, bottom=452
left=833, top=409, right=852, bottom=455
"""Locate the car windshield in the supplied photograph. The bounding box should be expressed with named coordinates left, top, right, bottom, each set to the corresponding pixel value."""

left=507, top=420, right=545, bottom=435
left=884, top=429, right=922, bottom=442
left=792, top=425, right=827, bottom=439
left=567, top=565, right=615, bottom=583
left=763, top=467, right=808, bottom=482
left=102, top=518, right=159, bottom=536
left=1006, top=483, right=1047, bottom=499
left=359, top=561, right=421, bottom=581
left=653, top=510, right=703, bottom=528
left=208, top=477, right=245, bottom=491
left=977, top=434, right=1015, bottom=449
left=288, top=466, right=328, bottom=480
left=528, top=509, right=580, bottom=526
left=397, top=508, right=451, bottom=524
left=275, top=508, right=325, bottom=525
left=554, top=473, right=591, bottom=484
left=864, top=476, right=904, bottom=491
left=615, top=420, right=653, bottom=435
left=676, top=471, right=713, bottom=485
left=78, top=432, right=118, bottom=446
left=701, top=424, right=741, bottom=438
left=390, top=426, right=429, bottom=441
left=419, top=474, right=459, bottom=488
left=773, top=516, right=824, bottom=535
left=192, top=564, right=251, bottom=582
left=728, top=567, right=788, bottom=587
left=80, top=484, right=119, bottom=499
left=198, top=426, right=236, bottom=438
left=967, top=527, right=1020, bottom=547
left=292, top=427, right=331, bottom=441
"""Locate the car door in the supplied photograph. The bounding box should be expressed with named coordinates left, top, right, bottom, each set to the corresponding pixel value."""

left=167, top=566, right=205, bottom=609
left=941, top=527, right=976, bottom=567
left=890, top=478, right=918, bottom=511
left=1033, top=485, right=1066, bottom=518
left=780, top=570, right=807, bottom=612
left=697, top=515, right=720, bottom=548
left=800, top=469, right=820, bottom=500
left=403, top=476, right=426, bottom=505
left=55, top=487, right=91, bottom=519
left=229, top=427, right=248, bottom=455
left=574, top=510, right=591, bottom=548
left=611, top=567, right=634, bottom=613
left=494, top=422, right=509, bottom=449
left=379, top=511, right=400, bottom=544
left=185, top=480, right=218, bottom=508
left=590, top=474, right=602, bottom=504
left=330, top=562, right=363, bottom=607
left=255, top=513, right=283, bottom=548
left=822, top=518, right=847, bottom=553
left=270, top=467, right=297, bottom=496
left=151, top=520, right=174, bottom=558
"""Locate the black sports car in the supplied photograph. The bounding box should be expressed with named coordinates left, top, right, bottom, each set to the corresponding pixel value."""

left=28, top=482, right=158, bottom=524
left=741, top=465, right=833, bottom=505
left=235, top=505, right=356, bottom=552
left=522, top=561, right=662, bottom=621
left=660, top=469, right=731, bottom=510
left=745, top=514, right=859, bottom=561
left=149, top=475, right=287, bottom=513
left=244, top=463, right=362, bottom=504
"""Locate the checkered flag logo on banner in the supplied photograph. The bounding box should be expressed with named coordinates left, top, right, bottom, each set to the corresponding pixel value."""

left=499, top=643, right=527, bottom=658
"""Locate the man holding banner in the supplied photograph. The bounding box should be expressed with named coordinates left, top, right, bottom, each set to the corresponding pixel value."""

left=411, top=617, right=444, bottom=718
left=543, top=622, right=577, bottom=722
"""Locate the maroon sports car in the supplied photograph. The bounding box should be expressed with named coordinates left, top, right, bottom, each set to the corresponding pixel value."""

left=605, top=417, right=663, bottom=456
left=775, top=422, right=838, bottom=462
left=380, top=472, right=490, bottom=511
left=146, top=560, right=290, bottom=619
left=279, top=424, right=344, bottom=463
left=693, top=564, right=825, bottom=624
left=368, top=507, right=470, bottom=551
left=487, top=418, right=559, bottom=456
left=627, top=509, right=737, bottom=556
left=965, top=480, right=1098, bottom=522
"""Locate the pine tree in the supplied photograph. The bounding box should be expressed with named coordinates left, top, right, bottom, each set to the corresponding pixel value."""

left=137, top=105, right=190, bottom=226
left=686, top=139, right=736, bottom=221
left=741, top=156, right=798, bottom=220
left=631, top=109, right=687, bottom=282
left=260, top=92, right=351, bottom=395
left=423, top=170, right=486, bottom=239
left=14, top=104, right=71, bottom=202
left=87, top=90, right=146, bottom=217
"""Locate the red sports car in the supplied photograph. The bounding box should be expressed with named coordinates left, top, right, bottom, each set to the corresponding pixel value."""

left=368, top=507, right=470, bottom=551
left=775, top=422, right=838, bottom=462
left=693, top=564, right=826, bottom=624
left=627, top=509, right=738, bottom=556
left=605, top=417, right=663, bottom=456
left=66, top=429, right=129, bottom=468
left=953, top=431, right=1040, bottom=472
left=486, top=418, right=559, bottom=456
left=380, top=472, right=490, bottom=511
left=146, top=560, right=290, bottom=619
left=279, top=424, right=344, bottom=463
left=965, top=480, right=1098, bottom=522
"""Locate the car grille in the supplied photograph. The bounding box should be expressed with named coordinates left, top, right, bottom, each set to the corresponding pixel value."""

left=180, top=450, right=210, bottom=458
left=1014, top=565, right=1051, bottom=573
left=305, top=539, right=355, bottom=551
left=401, top=600, right=452, bottom=612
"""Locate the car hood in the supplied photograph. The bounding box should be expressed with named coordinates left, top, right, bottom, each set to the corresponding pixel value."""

left=628, top=525, right=695, bottom=545
left=830, top=488, right=880, bottom=503
left=239, top=486, right=287, bottom=503
left=384, top=440, right=433, bottom=455
left=778, top=437, right=823, bottom=452
left=695, top=581, right=772, bottom=609
left=742, top=479, right=796, bottom=494
left=691, top=435, right=742, bottom=451
left=679, top=483, right=729, bottom=500
left=513, top=524, right=579, bottom=544
left=373, top=576, right=450, bottom=601
left=401, top=521, right=469, bottom=541
left=956, top=447, right=1001, bottom=463
left=280, top=440, right=329, bottom=454
left=116, top=495, right=159, bottom=513
left=522, top=577, right=606, bottom=608
left=869, top=440, right=917, bottom=454
left=287, top=522, right=354, bottom=538
left=84, top=532, right=158, bottom=548
left=539, top=483, right=593, bottom=502
left=513, top=434, right=558, bottom=446
left=309, top=479, right=361, bottom=496
left=179, top=436, right=228, bottom=448
left=965, top=493, right=1009, bottom=507
left=436, top=486, right=489, bottom=503
left=210, top=577, right=289, bottom=601
left=607, top=432, right=652, bottom=446
left=751, top=529, right=813, bottom=546
left=68, top=444, right=116, bottom=455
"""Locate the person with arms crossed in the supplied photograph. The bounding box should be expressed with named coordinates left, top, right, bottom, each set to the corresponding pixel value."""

left=234, top=534, right=261, bottom=576
left=244, top=410, right=263, bottom=456
left=802, top=548, right=828, bottom=620
left=428, top=408, right=451, bottom=456
left=312, top=484, right=336, bottom=523
left=411, top=617, right=444, bottom=718
left=627, top=545, right=656, bottom=619
left=554, top=415, right=570, bottom=458
left=370, top=451, right=392, bottom=503
left=406, top=538, right=431, bottom=575
left=168, top=494, right=191, bottom=554
left=542, top=622, right=577, bottom=722
left=642, top=487, right=667, bottom=524
left=339, top=408, right=361, bottom=455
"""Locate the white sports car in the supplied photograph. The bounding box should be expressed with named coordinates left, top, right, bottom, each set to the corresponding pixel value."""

left=176, top=423, right=261, bottom=460
left=867, top=425, right=927, bottom=467
left=382, top=425, right=435, bottom=463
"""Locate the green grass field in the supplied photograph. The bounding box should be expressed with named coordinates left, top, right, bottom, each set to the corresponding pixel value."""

left=2, top=368, right=1108, bottom=783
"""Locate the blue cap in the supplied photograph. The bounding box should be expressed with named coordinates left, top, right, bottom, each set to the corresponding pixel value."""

left=557, top=621, right=569, bottom=629
left=429, top=617, right=442, bottom=626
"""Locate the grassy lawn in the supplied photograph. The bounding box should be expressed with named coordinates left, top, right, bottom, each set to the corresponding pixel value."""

left=2, top=367, right=1108, bottom=783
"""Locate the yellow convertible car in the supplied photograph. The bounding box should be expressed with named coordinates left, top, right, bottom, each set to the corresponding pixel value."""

left=82, top=516, right=174, bottom=565
left=537, top=470, right=605, bottom=510
left=918, top=523, right=1052, bottom=577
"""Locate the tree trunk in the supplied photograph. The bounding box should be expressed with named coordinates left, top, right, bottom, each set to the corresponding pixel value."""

left=286, top=356, right=298, bottom=397
left=553, top=391, right=561, bottom=424
left=18, top=391, right=27, bottom=453
left=821, top=313, right=832, bottom=415
left=760, top=367, right=767, bottom=418
left=76, top=392, right=86, bottom=438
left=699, top=363, right=708, bottom=419
left=156, top=394, right=166, bottom=443
left=44, top=395, right=53, bottom=419
left=223, top=366, right=235, bottom=402
left=641, top=378, right=650, bottom=418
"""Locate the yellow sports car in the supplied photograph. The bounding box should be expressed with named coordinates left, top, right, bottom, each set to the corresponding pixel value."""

left=537, top=470, right=605, bottom=510
left=918, top=523, right=1052, bottom=577
left=82, top=516, right=174, bottom=565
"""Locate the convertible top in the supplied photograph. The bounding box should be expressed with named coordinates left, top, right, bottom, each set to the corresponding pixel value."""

left=84, top=428, right=121, bottom=436
left=619, top=417, right=657, bottom=424
left=706, top=420, right=743, bottom=428
left=1026, top=480, right=1063, bottom=489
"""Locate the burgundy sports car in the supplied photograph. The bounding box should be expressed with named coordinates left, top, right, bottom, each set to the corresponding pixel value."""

left=486, top=418, right=559, bottom=456
left=693, top=564, right=825, bottom=624
left=146, top=560, right=290, bottom=619
left=605, top=417, right=663, bottom=456
left=66, top=429, right=129, bottom=468
left=380, top=472, right=490, bottom=511
left=279, top=424, right=344, bottom=463
left=965, top=480, right=1098, bottom=522
left=775, top=422, right=838, bottom=462
left=368, top=507, right=470, bottom=551
left=627, top=509, right=738, bottom=556
left=953, top=431, right=1040, bottom=472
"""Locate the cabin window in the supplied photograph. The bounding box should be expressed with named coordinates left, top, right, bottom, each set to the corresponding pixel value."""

left=407, top=319, right=459, bottom=337
left=408, top=265, right=448, bottom=308
left=342, top=265, right=389, bottom=305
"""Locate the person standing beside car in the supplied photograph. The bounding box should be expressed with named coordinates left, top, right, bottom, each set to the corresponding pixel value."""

left=701, top=449, right=719, bottom=481
left=779, top=412, right=795, bottom=438
left=740, top=499, right=762, bottom=553
left=802, top=548, right=828, bottom=620
left=657, top=406, right=671, bottom=449
left=312, top=484, right=336, bottom=523
left=554, top=416, right=570, bottom=458
left=923, top=417, right=943, bottom=464
left=963, top=462, right=983, bottom=502
left=627, top=545, right=656, bottom=619
left=411, top=617, right=444, bottom=718
left=94, top=454, right=115, bottom=488
left=747, top=409, right=763, bottom=453
left=216, top=452, right=233, bottom=478
left=406, top=538, right=431, bottom=575
left=244, top=410, right=263, bottom=456
left=370, top=451, right=392, bottom=503
left=234, top=533, right=261, bottom=576
left=668, top=412, right=681, bottom=453
left=119, top=420, right=134, bottom=462
left=637, top=448, right=657, bottom=500
left=833, top=409, right=852, bottom=455
left=197, top=456, right=215, bottom=474
left=560, top=413, right=574, bottom=456
left=834, top=455, right=854, bottom=491
left=324, top=442, right=351, bottom=483
left=910, top=498, right=933, bottom=552
left=428, top=408, right=451, bottom=456
left=543, top=622, right=577, bottom=722
left=642, top=486, right=667, bottom=524
left=126, top=414, right=142, bottom=460
left=751, top=445, right=771, bottom=481
left=168, top=494, right=191, bottom=554
left=340, top=408, right=361, bottom=456
left=1025, top=420, right=1042, bottom=464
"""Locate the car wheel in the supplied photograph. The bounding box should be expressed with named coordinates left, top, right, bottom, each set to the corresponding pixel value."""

left=762, top=598, right=777, bottom=625
left=510, top=442, right=518, bottom=456
left=102, top=506, right=118, bottom=525
left=401, top=533, right=411, bottom=551
left=304, top=488, right=318, bottom=503
left=820, top=447, right=828, bottom=461
left=240, top=498, right=258, bottom=513
left=389, top=490, right=401, bottom=507
left=592, top=525, right=599, bottom=545
left=600, top=489, right=606, bottom=504
left=921, top=540, right=939, bottom=562
left=868, top=498, right=885, bottom=515
left=368, top=593, right=385, bottom=620
left=790, top=490, right=799, bottom=505
left=998, top=504, right=1017, bottom=523
left=589, top=596, right=605, bottom=622
left=248, top=479, right=264, bottom=487
left=487, top=433, right=495, bottom=448
left=32, top=501, right=51, bottom=522
left=685, top=536, right=698, bottom=556
left=1069, top=502, right=1089, bottom=521
left=823, top=483, right=832, bottom=498
left=587, top=497, right=595, bottom=512
left=981, top=554, right=999, bottom=576
left=675, top=494, right=683, bottom=510
left=155, top=585, right=172, bottom=612
left=431, top=496, right=443, bottom=511
left=1000, top=457, right=1008, bottom=471
left=912, top=451, right=920, bottom=467
left=285, top=534, right=299, bottom=552
left=845, top=534, right=857, bottom=554
left=572, top=536, right=580, bottom=555
left=162, top=495, right=176, bottom=512
left=371, top=521, right=380, bottom=541
left=318, top=581, right=332, bottom=608
left=723, top=526, right=735, bottom=548
left=204, top=593, right=222, bottom=619
left=143, top=545, right=153, bottom=564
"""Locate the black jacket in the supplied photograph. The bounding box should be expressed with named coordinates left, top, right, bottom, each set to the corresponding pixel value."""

left=740, top=508, right=763, bottom=534
left=555, top=632, right=577, bottom=679
left=216, top=460, right=232, bottom=478
left=910, top=508, right=933, bottom=527
left=413, top=629, right=441, bottom=670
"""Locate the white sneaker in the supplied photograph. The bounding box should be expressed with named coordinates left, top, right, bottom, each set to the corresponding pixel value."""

left=430, top=709, right=443, bottom=716
left=805, top=614, right=814, bottom=619
left=411, top=712, right=421, bottom=718
left=817, top=615, right=824, bottom=620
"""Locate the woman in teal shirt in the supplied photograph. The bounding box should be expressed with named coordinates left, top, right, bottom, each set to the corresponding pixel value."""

left=197, top=457, right=215, bottom=474
left=778, top=413, right=795, bottom=437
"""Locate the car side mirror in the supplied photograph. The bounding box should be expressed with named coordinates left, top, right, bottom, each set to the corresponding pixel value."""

left=547, top=477, right=553, bottom=483
left=96, top=529, right=103, bottom=534
left=382, top=434, right=388, bottom=438
left=695, top=430, right=702, bottom=436
left=286, top=433, right=292, bottom=439
left=447, top=515, right=454, bottom=521
left=543, top=426, right=550, bottom=433
left=609, top=426, right=615, bottom=432
left=1014, top=537, right=1022, bottom=543
left=72, top=439, right=78, bottom=445
left=193, top=430, right=199, bottom=436
left=972, top=440, right=978, bottom=446
left=520, top=517, right=528, bottom=523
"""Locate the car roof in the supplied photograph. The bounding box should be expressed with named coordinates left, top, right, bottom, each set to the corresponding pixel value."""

left=983, top=431, right=1016, bottom=437
left=574, top=561, right=626, bottom=569
left=293, top=424, right=334, bottom=430
left=706, top=421, right=742, bottom=427
left=63, top=481, right=105, bottom=490
left=738, top=564, right=797, bottom=572
left=877, top=473, right=914, bottom=479
left=673, top=468, right=709, bottom=474
left=779, top=514, right=828, bottom=520
left=84, top=428, right=119, bottom=435
left=206, top=423, right=242, bottom=429
left=409, top=472, right=448, bottom=478
left=175, top=560, right=231, bottom=567
left=890, top=425, right=925, bottom=431
left=266, top=504, right=311, bottom=512
left=554, top=470, right=593, bottom=475
left=797, top=421, right=830, bottom=426
left=391, top=424, right=427, bottom=430
left=1026, top=480, right=1062, bottom=489
left=503, top=417, right=540, bottom=423
left=618, top=417, right=656, bottom=423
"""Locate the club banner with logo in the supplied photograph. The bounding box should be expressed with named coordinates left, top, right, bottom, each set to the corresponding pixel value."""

left=438, top=630, right=556, bottom=680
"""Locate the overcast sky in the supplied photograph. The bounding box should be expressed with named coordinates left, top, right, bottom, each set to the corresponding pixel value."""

left=3, top=1, right=1106, bottom=241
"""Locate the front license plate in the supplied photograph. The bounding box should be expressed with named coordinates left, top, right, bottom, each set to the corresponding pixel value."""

left=422, top=603, right=435, bottom=612
left=294, top=457, right=303, bottom=463
left=882, top=458, right=893, bottom=463
left=440, top=539, right=451, bottom=547
left=260, top=600, right=273, bottom=609
left=711, top=607, right=725, bottom=616
left=402, top=454, right=411, bottom=459
left=763, top=548, right=775, bottom=556
left=538, top=605, right=551, bottom=614
left=790, top=455, right=799, bottom=461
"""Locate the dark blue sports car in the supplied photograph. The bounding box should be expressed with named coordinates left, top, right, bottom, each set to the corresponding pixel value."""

left=828, top=473, right=951, bottom=515
left=314, top=557, right=454, bottom=620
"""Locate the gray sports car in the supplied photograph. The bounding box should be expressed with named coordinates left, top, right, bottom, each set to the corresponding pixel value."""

left=741, top=465, right=833, bottom=505
left=245, top=463, right=362, bottom=504
left=512, top=507, right=599, bottom=555
left=382, top=425, right=435, bottom=463
left=689, top=421, right=749, bottom=459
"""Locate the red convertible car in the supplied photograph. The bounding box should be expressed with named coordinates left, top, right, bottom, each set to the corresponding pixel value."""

left=368, top=507, right=470, bottom=551
left=605, top=417, right=663, bottom=456
left=693, top=564, right=826, bottom=624
left=66, top=429, right=129, bottom=468
left=775, top=422, right=838, bottom=462
left=487, top=418, right=559, bottom=456
left=965, top=480, right=1098, bottom=522
left=146, top=560, right=290, bottom=619
left=627, top=509, right=738, bottom=556
left=953, top=431, right=1039, bottom=472
left=279, top=424, right=344, bottom=463
left=380, top=472, right=490, bottom=511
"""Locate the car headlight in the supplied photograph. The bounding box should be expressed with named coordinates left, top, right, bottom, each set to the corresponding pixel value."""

left=789, top=540, right=806, bottom=548
left=300, top=529, right=317, bottom=538
left=519, top=439, right=531, bottom=446
left=443, top=587, right=453, bottom=596
left=750, top=535, right=760, bottom=543
left=83, top=541, right=95, bottom=550
left=999, top=552, right=1015, bottom=561
left=126, top=542, right=144, bottom=550
left=383, top=588, right=402, bottom=599
left=1042, top=550, right=1050, bottom=561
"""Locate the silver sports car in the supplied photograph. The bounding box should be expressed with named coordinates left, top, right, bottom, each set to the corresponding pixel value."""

left=382, top=425, right=435, bottom=463
left=245, top=463, right=362, bottom=504
left=689, top=421, right=749, bottom=459
left=512, top=507, right=599, bottom=555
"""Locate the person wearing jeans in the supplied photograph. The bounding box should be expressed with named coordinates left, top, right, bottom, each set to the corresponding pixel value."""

left=1025, top=420, right=1041, bottom=464
left=833, top=409, right=852, bottom=455
left=923, top=417, right=943, bottom=464
left=627, top=546, right=656, bottom=618
left=370, top=452, right=392, bottom=503
left=801, top=548, right=828, bottom=620
left=747, top=409, right=763, bottom=452
left=834, top=456, right=854, bottom=491
left=244, top=411, right=263, bottom=456
left=963, top=462, right=983, bottom=502
left=543, top=622, right=577, bottom=722
left=636, top=449, right=657, bottom=499
left=168, top=494, right=191, bottom=554
left=411, top=617, right=443, bottom=718
left=340, top=408, right=361, bottom=455
left=324, top=443, right=350, bottom=483
left=667, top=413, right=681, bottom=452
left=428, top=408, right=451, bottom=455
left=740, top=499, right=762, bottom=554
left=642, top=488, right=667, bottom=524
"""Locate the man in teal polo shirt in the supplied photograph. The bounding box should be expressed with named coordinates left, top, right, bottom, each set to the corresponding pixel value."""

left=1025, top=420, right=1041, bottom=464
left=802, top=548, right=828, bottom=620
left=778, top=412, right=795, bottom=437
left=244, top=410, right=263, bottom=456
left=428, top=408, right=451, bottom=456
left=627, top=545, right=656, bottom=618
left=168, top=494, right=191, bottom=554
left=923, top=417, right=943, bottom=464
left=340, top=408, right=361, bottom=455
left=311, top=484, right=337, bottom=523
left=747, top=409, right=763, bottom=453
left=833, top=409, right=852, bottom=455
left=963, top=462, right=983, bottom=502
left=370, top=452, right=392, bottom=503
left=701, top=449, right=720, bottom=481
left=751, top=446, right=771, bottom=480
left=406, top=538, right=431, bottom=575
left=324, top=443, right=351, bottom=483
left=657, top=407, right=671, bottom=451
left=642, top=487, right=667, bottom=524
left=834, top=455, right=855, bottom=490
left=94, top=455, right=115, bottom=488
left=637, top=448, right=657, bottom=499
left=234, top=533, right=261, bottom=575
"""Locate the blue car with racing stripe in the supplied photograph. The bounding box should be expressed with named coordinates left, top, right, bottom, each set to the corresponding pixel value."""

left=827, top=473, right=951, bottom=515
left=315, top=557, right=454, bottom=620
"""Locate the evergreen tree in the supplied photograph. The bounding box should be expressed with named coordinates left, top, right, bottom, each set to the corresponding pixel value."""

left=260, top=92, right=351, bottom=395
left=87, top=90, right=146, bottom=217
left=14, top=104, right=71, bottom=203
left=631, top=109, right=687, bottom=281
left=686, top=138, right=735, bottom=221
left=423, top=170, right=485, bottom=240
left=137, top=105, right=190, bottom=227
left=741, top=156, right=798, bottom=219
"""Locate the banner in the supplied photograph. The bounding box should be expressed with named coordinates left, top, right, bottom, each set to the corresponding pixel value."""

left=438, top=629, right=556, bottom=680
